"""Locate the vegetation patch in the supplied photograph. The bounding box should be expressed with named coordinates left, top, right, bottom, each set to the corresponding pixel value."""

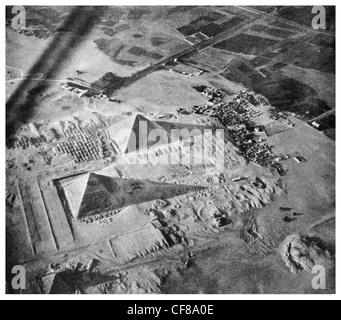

left=127, top=8, right=152, bottom=20
left=128, top=46, right=164, bottom=60
left=101, top=27, right=115, bottom=37
left=177, top=25, right=197, bottom=36
left=91, top=72, right=123, bottom=90
left=151, top=37, right=170, bottom=47
left=214, top=34, right=278, bottom=55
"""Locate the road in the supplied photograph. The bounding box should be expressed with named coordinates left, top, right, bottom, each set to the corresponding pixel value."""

left=308, top=109, right=335, bottom=123
left=102, top=15, right=264, bottom=96
left=102, top=6, right=334, bottom=96
left=241, top=5, right=335, bottom=36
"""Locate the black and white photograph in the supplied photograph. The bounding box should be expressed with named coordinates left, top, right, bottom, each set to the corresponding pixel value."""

left=3, top=2, right=338, bottom=301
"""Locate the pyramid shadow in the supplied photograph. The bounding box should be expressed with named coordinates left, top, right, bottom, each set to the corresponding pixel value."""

left=42, top=270, right=115, bottom=294
left=62, top=173, right=206, bottom=220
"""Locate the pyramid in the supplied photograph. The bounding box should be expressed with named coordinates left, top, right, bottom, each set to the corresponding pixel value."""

left=41, top=273, right=74, bottom=294
left=61, top=173, right=205, bottom=221
left=70, top=173, right=124, bottom=220
left=62, top=173, right=90, bottom=217
left=107, top=114, right=169, bottom=154
left=78, top=173, right=124, bottom=219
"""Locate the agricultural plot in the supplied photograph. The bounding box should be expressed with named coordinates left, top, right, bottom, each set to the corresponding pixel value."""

left=284, top=103, right=330, bottom=121
left=309, top=114, right=335, bottom=140
left=177, top=25, right=197, bottom=37
left=309, top=34, right=335, bottom=50
left=214, top=34, right=278, bottom=55
left=200, top=24, right=223, bottom=38
left=192, top=47, right=236, bottom=70
left=127, top=8, right=152, bottom=20
left=219, top=16, right=244, bottom=30
left=128, top=46, right=163, bottom=61
left=250, top=75, right=332, bottom=120
left=251, top=25, right=297, bottom=39
left=178, top=15, right=243, bottom=37
left=6, top=6, right=71, bottom=33
left=101, top=27, right=115, bottom=37
left=251, top=25, right=270, bottom=33
left=273, top=41, right=335, bottom=74
left=250, top=56, right=272, bottom=68
left=268, top=19, right=302, bottom=31
left=276, top=6, right=335, bottom=31
left=264, top=122, right=294, bottom=137
left=186, top=32, right=209, bottom=45
left=91, top=72, right=123, bottom=91
left=270, top=62, right=288, bottom=71
left=266, top=28, right=296, bottom=39
left=151, top=37, right=170, bottom=47
left=221, top=59, right=265, bottom=88
left=167, top=6, right=193, bottom=14
left=221, top=69, right=252, bottom=88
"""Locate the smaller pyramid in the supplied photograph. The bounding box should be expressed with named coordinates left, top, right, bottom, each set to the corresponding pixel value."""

left=41, top=273, right=74, bottom=294
left=107, top=114, right=169, bottom=154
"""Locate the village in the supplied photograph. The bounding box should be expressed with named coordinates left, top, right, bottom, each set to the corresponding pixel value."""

left=178, top=88, right=291, bottom=176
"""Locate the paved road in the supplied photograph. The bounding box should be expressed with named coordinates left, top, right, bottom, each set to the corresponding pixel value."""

left=102, top=15, right=264, bottom=96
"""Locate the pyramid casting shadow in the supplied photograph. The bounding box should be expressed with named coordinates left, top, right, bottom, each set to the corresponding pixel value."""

left=60, top=173, right=207, bottom=220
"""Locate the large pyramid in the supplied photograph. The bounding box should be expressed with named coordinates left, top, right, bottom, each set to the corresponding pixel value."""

left=60, top=173, right=204, bottom=221
left=63, top=173, right=124, bottom=220
left=41, top=273, right=74, bottom=294
left=107, top=114, right=169, bottom=154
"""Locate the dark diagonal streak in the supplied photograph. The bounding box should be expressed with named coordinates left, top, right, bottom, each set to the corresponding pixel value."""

left=6, top=6, right=106, bottom=140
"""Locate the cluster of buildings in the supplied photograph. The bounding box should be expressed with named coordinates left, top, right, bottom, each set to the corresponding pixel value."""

left=7, top=118, right=113, bottom=166
left=56, top=135, right=111, bottom=164
left=6, top=135, right=45, bottom=150
left=168, top=68, right=204, bottom=77
left=7, top=123, right=60, bottom=150
left=191, top=93, right=262, bottom=126
left=62, top=121, right=105, bottom=140
left=180, top=89, right=289, bottom=175
left=61, top=82, right=108, bottom=100
left=311, top=121, right=320, bottom=129
left=216, top=99, right=262, bottom=127
left=234, top=90, right=268, bottom=106
left=268, top=161, right=287, bottom=176
left=61, top=82, right=89, bottom=98
left=269, top=112, right=295, bottom=128
left=230, top=125, right=287, bottom=175
left=230, top=125, right=273, bottom=167
left=164, top=60, right=204, bottom=77
left=16, top=25, right=52, bottom=39
left=56, top=122, right=112, bottom=163
left=200, top=87, right=225, bottom=104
